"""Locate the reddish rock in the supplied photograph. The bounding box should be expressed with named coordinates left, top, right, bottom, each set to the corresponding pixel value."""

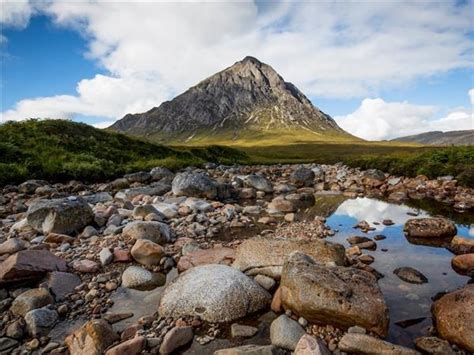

left=177, top=247, right=235, bottom=272
left=294, top=334, right=331, bottom=355
left=131, top=239, right=165, bottom=266
left=448, top=236, right=474, bottom=255
left=44, top=233, right=75, bottom=244
left=451, top=254, right=474, bottom=275
left=72, top=260, right=100, bottom=273
left=0, top=250, right=67, bottom=284
left=271, top=287, right=282, bottom=313
left=113, top=248, right=131, bottom=262
left=105, top=336, right=145, bottom=355
left=159, top=326, right=193, bottom=354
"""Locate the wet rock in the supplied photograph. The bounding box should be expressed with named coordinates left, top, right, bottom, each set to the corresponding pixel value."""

left=160, top=326, right=193, bottom=354
left=177, top=247, right=235, bottom=272
left=159, top=264, right=271, bottom=322
left=172, top=172, right=217, bottom=199
left=131, top=239, right=165, bottom=266
left=244, top=174, right=273, bottom=193
left=11, top=288, right=54, bottom=316
left=47, top=271, right=81, bottom=301
left=214, top=345, right=286, bottom=355
left=24, top=307, right=58, bottom=337
left=0, top=250, right=67, bottom=284
left=26, top=196, right=93, bottom=234
left=338, top=333, right=419, bottom=355
left=105, top=336, right=146, bottom=355
left=294, top=334, right=331, bottom=355
left=65, top=319, right=119, bottom=355
left=0, top=238, right=27, bottom=255
left=404, top=218, right=456, bottom=238
left=232, top=237, right=346, bottom=279
left=270, top=314, right=305, bottom=350
left=290, top=167, right=315, bottom=187
left=122, top=221, right=171, bottom=244
left=414, top=336, right=455, bottom=355
left=231, top=324, right=259, bottom=338
left=121, top=265, right=165, bottom=290
left=448, top=235, right=474, bottom=255
left=432, top=284, right=474, bottom=352
left=451, top=253, right=474, bottom=276
left=393, top=267, right=428, bottom=284
left=280, top=252, right=389, bottom=337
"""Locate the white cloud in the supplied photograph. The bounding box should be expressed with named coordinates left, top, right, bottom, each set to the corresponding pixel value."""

left=469, top=89, right=474, bottom=105
left=1, top=1, right=473, bottom=125
left=335, top=90, right=474, bottom=140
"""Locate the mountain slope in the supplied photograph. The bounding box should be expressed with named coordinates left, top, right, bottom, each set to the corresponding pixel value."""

left=392, top=130, right=473, bottom=146
left=111, top=56, right=357, bottom=145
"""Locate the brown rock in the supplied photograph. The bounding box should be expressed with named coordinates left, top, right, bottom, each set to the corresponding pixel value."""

left=280, top=252, right=389, bottom=337
left=72, top=259, right=100, bottom=273
left=0, top=250, right=67, bottom=284
left=404, top=218, right=456, bottom=238
left=10, top=288, right=54, bottom=316
left=448, top=235, right=474, bottom=255
left=106, top=336, right=145, bottom=355
left=0, top=239, right=27, bottom=255
left=178, top=247, right=235, bottom=272
left=338, top=333, right=419, bottom=355
left=271, top=287, right=282, bottom=313
left=159, top=326, right=193, bottom=354
left=65, top=319, right=119, bottom=355
left=432, top=284, right=474, bottom=352
left=131, top=239, right=165, bottom=266
left=451, top=254, right=474, bottom=275
left=414, top=336, right=455, bottom=355
left=232, top=237, right=346, bottom=279
left=268, top=198, right=296, bottom=213
left=113, top=248, right=131, bottom=262
left=44, top=233, right=75, bottom=244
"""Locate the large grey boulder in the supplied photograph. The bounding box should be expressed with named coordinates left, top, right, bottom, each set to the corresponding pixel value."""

left=172, top=172, right=217, bottom=199
left=270, top=314, right=305, bottom=350
left=159, top=264, right=271, bottom=322
left=280, top=252, right=389, bottom=337
left=290, top=167, right=315, bottom=187
left=232, top=237, right=346, bottom=279
left=26, top=197, right=93, bottom=235
left=244, top=175, right=273, bottom=193
left=24, top=308, right=58, bottom=337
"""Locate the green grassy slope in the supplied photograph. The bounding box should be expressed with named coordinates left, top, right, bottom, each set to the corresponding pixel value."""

left=0, top=120, right=247, bottom=185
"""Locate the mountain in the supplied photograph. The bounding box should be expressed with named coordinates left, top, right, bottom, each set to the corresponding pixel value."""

left=110, top=56, right=356, bottom=145
left=392, top=130, right=474, bottom=146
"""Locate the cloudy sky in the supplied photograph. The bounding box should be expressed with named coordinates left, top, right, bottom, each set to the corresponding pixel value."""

left=1, top=0, right=473, bottom=140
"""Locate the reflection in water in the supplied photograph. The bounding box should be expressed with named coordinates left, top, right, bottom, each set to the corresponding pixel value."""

left=324, top=197, right=473, bottom=346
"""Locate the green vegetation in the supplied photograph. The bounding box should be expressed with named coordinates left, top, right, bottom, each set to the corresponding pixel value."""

left=0, top=120, right=247, bottom=186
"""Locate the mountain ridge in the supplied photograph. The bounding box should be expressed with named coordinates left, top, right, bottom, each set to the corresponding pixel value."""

left=110, top=56, right=356, bottom=144
left=392, top=130, right=473, bottom=146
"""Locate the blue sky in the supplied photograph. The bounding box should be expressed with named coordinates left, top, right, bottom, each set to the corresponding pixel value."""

left=1, top=1, right=473, bottom=140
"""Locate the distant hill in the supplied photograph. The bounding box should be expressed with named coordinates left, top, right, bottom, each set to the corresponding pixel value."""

left=110, top=56, right=358, bottom=145
left=0, top=119, right=246, bottom=185
left=392, top=130, right=473, bottom=146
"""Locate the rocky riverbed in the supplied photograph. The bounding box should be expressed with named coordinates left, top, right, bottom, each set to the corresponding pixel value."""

left=0, top=163, right=473, bottom=354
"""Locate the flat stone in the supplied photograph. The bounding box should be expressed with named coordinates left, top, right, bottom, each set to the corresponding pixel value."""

left=0, top=337, right=18, bottom=352
left=394, top=267, right=428, bottom=284
left=11, top=288, right=54, bottom=316
left=121, top=265, right=165, bottom=290
left=280, top=252, right=389, bottom=337
left=0, top=250, right=67, bottom=284
left=414, top=336, right=455, bottom=355
left=230, top=323, right=258, bottom=338
left=160, top=326, right=193, bottom=354
left=73, top=259, right=100, bottom=273
left=404, top=218, right=456, bottom=238
left=159, top=264, right=271, bottom=322
left=338, top=333, right=419, bottom=355
left=177, top=247, right=235, bottom=272
left=232, top=237, right=346, bottom=279
left=0, top=238, right=27, bottom=255
left=270, top=314, right=305, bottom=350
left=47, top=272, right=81, bottom=301
left=214, top=345, right=286, bottom=355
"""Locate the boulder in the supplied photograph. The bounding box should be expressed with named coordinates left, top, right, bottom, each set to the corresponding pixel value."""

left=214, top=345, right=286, bottom=355
left=294, top=334, right=331, bottom=355
left=448, top=236, right=474, bottom=255
left=26, top=197, right=93, bottom=235
left=338, top=333, right=419, bottom=355
left=159, top=264, right=271, bottom=322
left=232, top=237, right=346, bottom=279
left=121, top=266, right=166, bottom=290
left=451, top=254, right=474, bottom=275
left=393, top=267, right=428, bottom=284
left=280, top=252, right=389, bottom=337
left=177, top=247, right=235, bottom=272
left=132, top=205, right=164, bottom=220
left=159, top=326, right=193, bottom=354
left=267, top=198, right=296, bottom=213
left=414, top=336, right=455, bottom=355
left=24, top=308, right=58, bottom=337
left=270, top=314, right=305, bottom=350
left=122, top=221, right=171, bottom=244
left=0, top=250, right=67, bottom=284
left=0, top=239, right=27, bottom=255
left=47, top=272, right=81, bottom=301
left=11, top=288, right=54, bottom=316
left=244, top=175, right=273, bottom=193
left=404, top=218, right=456, bottom=238
left=131, top=239, right=165, bottom=266
left=432, top=284, right=474, bottom=352
left=290, top=167, right=315, bottom=187
left=65, top=319, right=119, bottom=355
left=150, top=167, right=174, bottom=181
left=172, top=172, right=217, bottom=199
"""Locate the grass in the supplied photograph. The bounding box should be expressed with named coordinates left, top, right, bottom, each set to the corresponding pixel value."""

left=0, top=119, right=247, bottom=186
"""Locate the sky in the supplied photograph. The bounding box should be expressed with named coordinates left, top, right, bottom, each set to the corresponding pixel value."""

left=0, top=0, right=473, bottom=141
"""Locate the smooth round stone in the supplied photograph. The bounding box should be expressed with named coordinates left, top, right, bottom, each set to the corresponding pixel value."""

left=121, top=266, right=165, bottom=290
